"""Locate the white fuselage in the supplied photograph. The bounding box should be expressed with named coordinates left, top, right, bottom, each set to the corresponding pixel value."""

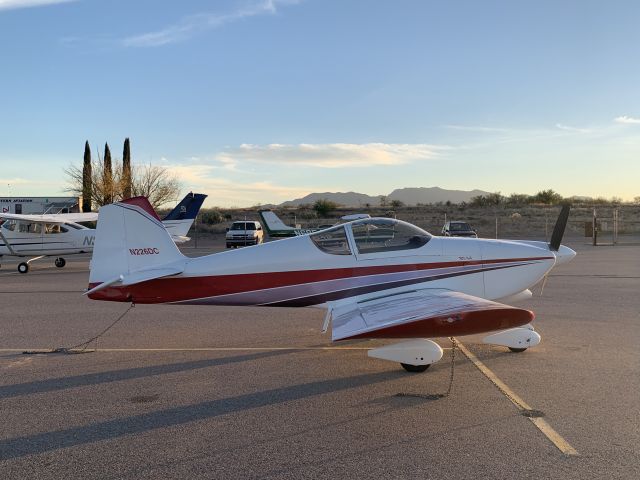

left=0, top=220, right=95, bottom=257
left=89, top=220, right=574, bottom=307
left=0, top=219, right=195, bottom=258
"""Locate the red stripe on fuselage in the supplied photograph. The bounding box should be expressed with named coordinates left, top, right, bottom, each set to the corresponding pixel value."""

left=88, top=256, right=552, bottom=304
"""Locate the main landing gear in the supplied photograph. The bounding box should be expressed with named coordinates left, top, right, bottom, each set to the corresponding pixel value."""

left=368, top=339, right=444, bottom=373
left=401, top=363, right=431, bottom=373
left=367, top=326, right=541, bottom=373
left=16, top=256, right=66, bottom=273
left=482, top=325, right=541, bottom=353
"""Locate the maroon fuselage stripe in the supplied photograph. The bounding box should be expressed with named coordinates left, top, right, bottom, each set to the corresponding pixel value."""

left=88, top=256, right=552, bottom=304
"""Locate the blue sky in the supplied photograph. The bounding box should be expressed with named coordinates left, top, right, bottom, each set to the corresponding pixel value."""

left=0, top=0, right=638, bottom=206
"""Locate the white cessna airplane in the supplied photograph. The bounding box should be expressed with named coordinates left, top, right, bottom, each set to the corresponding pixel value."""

left=0, top=193, right=206, bottom=273
left=86, top=198, right=575, bottom=372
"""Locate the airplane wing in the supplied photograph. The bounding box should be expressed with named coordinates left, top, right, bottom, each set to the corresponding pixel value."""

left=327, top=288, right=534, bottom=341
left=0, top=212, right=98, bottom=223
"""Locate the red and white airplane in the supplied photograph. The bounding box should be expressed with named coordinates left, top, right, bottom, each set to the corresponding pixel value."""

left=87, top=198, right=575, bottom=372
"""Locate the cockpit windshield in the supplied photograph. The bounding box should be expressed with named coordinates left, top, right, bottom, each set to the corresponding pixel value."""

left=310, top=226, right=352, bottom=255
left=351, top=218, right=431, bottom=254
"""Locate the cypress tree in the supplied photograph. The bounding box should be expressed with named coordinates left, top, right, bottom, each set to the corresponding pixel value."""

left=122, top=137, right=132, bottom=199
left=82, top=141, right=92, bottom=212
left=103, top=143, right=113, bottom=204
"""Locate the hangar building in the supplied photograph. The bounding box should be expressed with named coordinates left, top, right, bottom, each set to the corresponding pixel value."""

left=0, top=196, right=81, bottom=214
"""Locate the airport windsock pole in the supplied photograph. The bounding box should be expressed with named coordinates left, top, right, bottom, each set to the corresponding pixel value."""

left=122, top=138, right=132, bottom=199
left=82, top=141, right=92, bottom=212
left=103, top=143, right=113, bottom=205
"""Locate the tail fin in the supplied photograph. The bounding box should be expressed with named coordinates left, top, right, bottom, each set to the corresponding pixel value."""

left=89, top=199, right=185, bottom=289
left=163, top=193, right=207, bottom=221
left=161, top=193, right=207, bottom=241
left=258, top=210, right=296, bottom=237
left=120, top=196, right=162, bottom=220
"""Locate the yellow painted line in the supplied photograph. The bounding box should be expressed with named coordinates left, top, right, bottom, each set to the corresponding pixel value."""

left=456, top=339, right=579, bottom=456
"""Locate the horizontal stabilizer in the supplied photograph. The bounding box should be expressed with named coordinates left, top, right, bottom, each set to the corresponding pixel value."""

left=85, top=264, right=184, bottom=296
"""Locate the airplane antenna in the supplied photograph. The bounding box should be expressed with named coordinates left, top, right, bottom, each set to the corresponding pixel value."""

left=548, top=205, right=571, bottom=252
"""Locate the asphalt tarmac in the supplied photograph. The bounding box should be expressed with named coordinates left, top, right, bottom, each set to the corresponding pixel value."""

left=0, top=241, right=638, bottom=479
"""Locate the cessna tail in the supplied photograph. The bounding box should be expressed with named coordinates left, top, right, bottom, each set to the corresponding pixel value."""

left=162, top=192, right=207, bottom=242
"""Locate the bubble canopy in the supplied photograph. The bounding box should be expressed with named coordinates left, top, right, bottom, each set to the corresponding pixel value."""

left=310, top=218, right=432, bottom=255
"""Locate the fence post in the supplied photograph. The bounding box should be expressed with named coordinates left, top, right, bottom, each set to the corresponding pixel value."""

left=592, top=208, right=597, bottom=246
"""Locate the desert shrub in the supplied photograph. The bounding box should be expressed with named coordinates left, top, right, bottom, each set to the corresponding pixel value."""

left=313, top=199, right=340, bottom=217
left=201, top=209, right=225, bottom=225
left=531, top=189, right=563, bottom=205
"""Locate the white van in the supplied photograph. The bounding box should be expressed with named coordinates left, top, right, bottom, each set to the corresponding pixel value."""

left=225, top=221, right=264, bottom=248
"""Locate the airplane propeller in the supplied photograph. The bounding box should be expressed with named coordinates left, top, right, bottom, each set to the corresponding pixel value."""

left=548, top=204, right=571, bottom=252
left=541, top=204, right=571, bottom=295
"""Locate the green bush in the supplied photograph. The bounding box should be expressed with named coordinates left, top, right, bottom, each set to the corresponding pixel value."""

left=313, top=199, right=340, bottom=217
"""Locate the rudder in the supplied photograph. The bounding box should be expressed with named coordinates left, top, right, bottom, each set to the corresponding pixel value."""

left=89, top=200, right=185, bottom=285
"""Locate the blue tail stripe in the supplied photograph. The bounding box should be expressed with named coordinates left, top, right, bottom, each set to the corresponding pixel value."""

left=162, top=193, right=207, bottom=220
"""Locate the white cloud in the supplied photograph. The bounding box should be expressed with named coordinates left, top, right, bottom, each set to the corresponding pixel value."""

left=157, top=141, right=445, bottom=206
left=122, top=0, right=299, bottom=48
left=0, top=0, right=77, bottom=11
left=555, top=123, right=591, bottom=134
left=165, top=163, right=312, bottom=207
left=614, top=115, right=640, bottom=124
left=216, top=143, right=445, bottom=169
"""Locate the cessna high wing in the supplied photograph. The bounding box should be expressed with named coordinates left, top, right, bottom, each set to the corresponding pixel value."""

left=86, top=198, right=575, bottom=372
left=0, top=193, right=206, bottom=273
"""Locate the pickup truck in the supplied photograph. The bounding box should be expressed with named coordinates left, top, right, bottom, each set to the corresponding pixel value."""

left=226, top=221, right=264, bottom=248
left=441, top=221, right=478, bottom=238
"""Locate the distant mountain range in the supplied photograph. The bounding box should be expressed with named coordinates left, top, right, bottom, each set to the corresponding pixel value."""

left=279, top=187, right=492, bottom=207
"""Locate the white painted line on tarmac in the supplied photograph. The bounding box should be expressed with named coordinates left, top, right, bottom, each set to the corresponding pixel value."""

left=1, top=346, right=452, bottom=352
left=456, top=340, right=579, bottom=456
